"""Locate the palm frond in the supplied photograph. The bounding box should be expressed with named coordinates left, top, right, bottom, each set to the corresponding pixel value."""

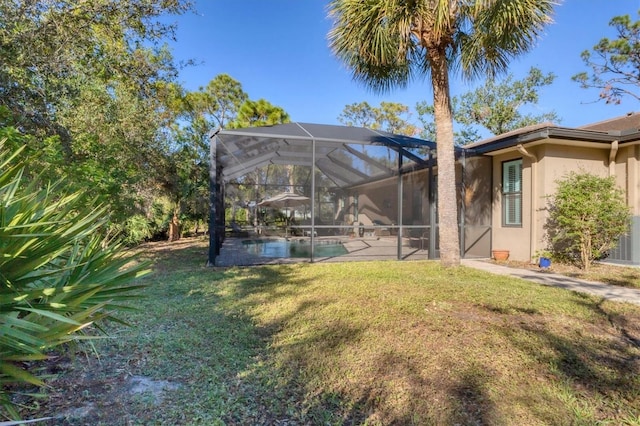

left=328, top=0, right=558, bottom=85
left=328, top=0, right=416, bottom=92
left=0, top=136, right=150, bottom=419
left=459, top=0, right=557, bottom=80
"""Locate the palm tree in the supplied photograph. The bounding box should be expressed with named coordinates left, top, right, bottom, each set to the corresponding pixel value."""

left=328, top=0, right=556, bottom=267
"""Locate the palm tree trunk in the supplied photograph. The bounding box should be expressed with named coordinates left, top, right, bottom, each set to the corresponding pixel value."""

left=429, top=50, right=460, bottom=267
left=169, top=203, right=181, bottom=242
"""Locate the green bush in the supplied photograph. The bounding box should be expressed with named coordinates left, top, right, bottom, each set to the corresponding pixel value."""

left=180, top=218, right=206, bottom=237
left=149, top=196, right=174, bottom=239
left=545, top=172, right=631, bottom=270
left=225, top=207, right=248, bottom=226
left=107, top=214, right=154, bottom=246
left=0, top=138, right=150, bottom=420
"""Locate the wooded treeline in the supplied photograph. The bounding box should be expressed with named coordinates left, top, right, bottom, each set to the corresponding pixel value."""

left=0, top=1, right=292, bottom=243
left=2, top=0, right=635, bottom=245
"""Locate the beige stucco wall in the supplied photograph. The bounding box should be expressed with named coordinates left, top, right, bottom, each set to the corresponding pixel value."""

left=491, top=140, right=619, bottom=262
left=623, top=145, right=640, bottom=216
left=491, top=152, right=532, bottom=261
left=355, top=179, right=397, bottom=224
left=350, top=168, right=431, bottom=227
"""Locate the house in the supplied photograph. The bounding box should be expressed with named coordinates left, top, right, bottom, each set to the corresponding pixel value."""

left=466, top=113, right=640, bottom=265
left=208, top=114, right=640, bottom=266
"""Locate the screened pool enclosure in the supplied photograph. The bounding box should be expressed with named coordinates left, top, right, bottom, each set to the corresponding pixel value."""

left=208, top=123, right=492, bottom=265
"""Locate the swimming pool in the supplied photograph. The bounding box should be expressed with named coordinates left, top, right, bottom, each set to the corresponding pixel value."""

left=242, top=239, right=348, bottom=258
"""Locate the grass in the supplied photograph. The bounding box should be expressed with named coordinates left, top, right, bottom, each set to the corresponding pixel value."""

left=15, top=238, right=640, bottom=425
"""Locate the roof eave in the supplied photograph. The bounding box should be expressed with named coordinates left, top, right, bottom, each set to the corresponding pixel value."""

left=469, top=126, right=625, bottom=155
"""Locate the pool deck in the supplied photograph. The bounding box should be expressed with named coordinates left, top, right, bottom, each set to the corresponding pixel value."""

left=214, top=235, right=430, bottom=267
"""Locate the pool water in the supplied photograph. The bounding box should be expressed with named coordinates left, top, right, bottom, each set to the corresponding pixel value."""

left=242, top=239, right=348, bottom=258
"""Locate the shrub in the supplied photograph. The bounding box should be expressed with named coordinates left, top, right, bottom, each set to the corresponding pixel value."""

left=123, top=214, right=153, bottom=245
left=225, top=204, right=251, bottom=226
left=149, top=196, right=174, bottom=239
left=545, top=172, right=631, bottom=270
left=180, top=218, right=206, bottom=237
left=0, top=138, right=149, bottom=420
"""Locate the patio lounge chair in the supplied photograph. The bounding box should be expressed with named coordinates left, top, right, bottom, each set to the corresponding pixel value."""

left=358, top=214, right=376, bottom=237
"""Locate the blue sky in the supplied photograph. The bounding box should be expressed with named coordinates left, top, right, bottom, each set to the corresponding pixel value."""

left=168, top=0, right=640, bottom=131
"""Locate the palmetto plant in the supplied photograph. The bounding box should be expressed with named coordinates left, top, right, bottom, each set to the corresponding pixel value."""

left=0, top=138, right=150, bottom=420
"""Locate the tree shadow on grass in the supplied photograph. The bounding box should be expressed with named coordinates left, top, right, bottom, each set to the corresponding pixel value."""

left=21, top=240, right=331, bottom=424
left=132, top=237, right=210, bottom=270
left=496, top=293, right=640, bottom=423
left=204, top=262, right=640, bottom=425
left=204, top=267, right=532, bottom=425
left=349, top=351, right=499, bottom=425
left=599, top=274, right=640, bottom=288
left=34, top=238, right=640, bottom=424
left=247, top=319, right=369, bottom=425
left=222, top=288, right=506, bottom=425
left=150, top=242, right=639, bottom=424
left=187, top=260, right=360, bottom=424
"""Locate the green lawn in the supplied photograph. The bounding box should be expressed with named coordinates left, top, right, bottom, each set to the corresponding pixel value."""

left=26, top=238, right=640, bottom=425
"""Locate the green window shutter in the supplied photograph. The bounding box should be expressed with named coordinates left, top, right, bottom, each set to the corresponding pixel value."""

left=502, top=159, right=522, bottom=226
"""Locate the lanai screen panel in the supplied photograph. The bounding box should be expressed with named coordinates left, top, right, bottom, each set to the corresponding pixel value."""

left=211, top=122, right=436, bottom=262
left=215, top=123, right=433, bottom=186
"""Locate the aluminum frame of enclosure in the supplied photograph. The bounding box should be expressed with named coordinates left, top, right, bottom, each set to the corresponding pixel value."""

left=208, top=123, right=440, bottom=265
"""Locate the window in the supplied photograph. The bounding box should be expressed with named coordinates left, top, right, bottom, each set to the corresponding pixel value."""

left=502, top=159, right=522, bottom=227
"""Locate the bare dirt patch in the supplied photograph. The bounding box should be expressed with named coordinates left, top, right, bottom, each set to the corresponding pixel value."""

left=18, top=352, right=182, bottom=425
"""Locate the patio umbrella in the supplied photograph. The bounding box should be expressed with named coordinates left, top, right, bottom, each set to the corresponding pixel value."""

left=258, top=192, right=310, bottom=237
left=257, top=192, right=310, bottom=209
